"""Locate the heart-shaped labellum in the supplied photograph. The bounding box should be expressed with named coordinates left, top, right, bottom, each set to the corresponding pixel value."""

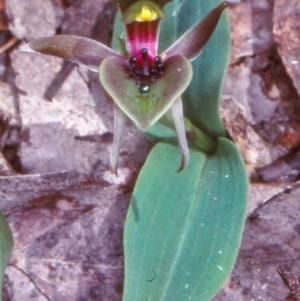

left=99, top=54, right=192, bottom=130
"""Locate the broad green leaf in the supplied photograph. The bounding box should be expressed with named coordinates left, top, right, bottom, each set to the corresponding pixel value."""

left=0, top=211, right=13, bottom=300
left=123, top=139, right=248, bottom=301
left=160, top=0, right=230, bottom=137
left=145, top=121, right=175, bottom=141
left=100, top=55, right=192, bottom=130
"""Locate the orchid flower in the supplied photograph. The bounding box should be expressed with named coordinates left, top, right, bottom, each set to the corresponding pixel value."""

left=20, top=0, right=228, bottom=172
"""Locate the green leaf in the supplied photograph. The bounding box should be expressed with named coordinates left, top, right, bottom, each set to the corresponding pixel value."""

left=100, top=55, right=192, bottom=130
left=0, top=211, right=13, bottom=300
left=123, top=138, right=248, bottom=301
left=144, top=121, right=175, bottom=141
left=112, top=11, right=125, bottom=54
left=160, top=0, right=230, bottom=137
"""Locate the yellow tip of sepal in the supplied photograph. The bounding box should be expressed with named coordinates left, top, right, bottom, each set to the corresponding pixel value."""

left=122, top=1, right=166, bottom=24
left=135, top=6, right=158, bottom=22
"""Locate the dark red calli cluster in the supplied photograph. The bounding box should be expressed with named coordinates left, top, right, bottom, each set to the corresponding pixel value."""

left=128, top=48, right=164, bottom=92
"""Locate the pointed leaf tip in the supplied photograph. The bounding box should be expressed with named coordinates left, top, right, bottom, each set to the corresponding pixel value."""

left=162, top=1, right=229, bottom=61
left=223, top=1, right=229, bottom=9
left=19, top=43, right=34, bottom=53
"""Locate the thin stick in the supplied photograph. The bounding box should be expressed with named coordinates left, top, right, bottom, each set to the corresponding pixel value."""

left=0, top=36, right=18, bottom=55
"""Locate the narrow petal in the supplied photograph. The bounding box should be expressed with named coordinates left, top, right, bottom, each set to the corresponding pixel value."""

left=110, top=104, right=127, bottom=174
left=99, top=54, right=192, bottom=130
left=171, top=97, right=189, bottom=172
left=20, top=35, right=121, bottom=72
left=161, top=2, right=228, bottom=61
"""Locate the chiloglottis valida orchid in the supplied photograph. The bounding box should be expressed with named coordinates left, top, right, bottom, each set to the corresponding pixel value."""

left=21, top=0, right=228, bottom=172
